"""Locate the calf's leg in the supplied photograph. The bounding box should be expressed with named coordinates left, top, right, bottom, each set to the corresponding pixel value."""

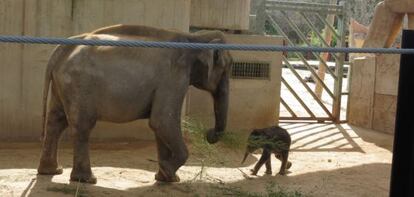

left=251, top=149, right=271, bottom=175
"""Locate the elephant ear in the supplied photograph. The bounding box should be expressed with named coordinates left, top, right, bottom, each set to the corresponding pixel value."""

left=196, top=38, right=223, bottom=80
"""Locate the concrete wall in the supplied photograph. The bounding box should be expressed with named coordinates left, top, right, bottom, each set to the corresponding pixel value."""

left=348, top=57, right=376, bottom=129
left=72, top=0, right=191, bottom=34
left=348, top=54, right=400, bottom=134
left=186, top=34, right=283, bottom=134
left=0, top=0, right=191, bottom=141
left=190, top=0, right=251, bottom=30
left=0, top=0, right=266, bottom=141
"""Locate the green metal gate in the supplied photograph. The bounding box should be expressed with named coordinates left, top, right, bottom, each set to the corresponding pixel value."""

left=254, top=0, right=348, bottom=123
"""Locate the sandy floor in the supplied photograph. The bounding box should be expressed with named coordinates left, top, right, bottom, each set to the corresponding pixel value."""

left=0, top=123, right=393, bottom=197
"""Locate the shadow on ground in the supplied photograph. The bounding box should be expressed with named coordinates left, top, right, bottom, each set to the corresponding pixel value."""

left=281, top=123, right=393, bottom=153
left=0, top=123, right=394, bottom=196
left=347, top=125, right=393, bottom=151
left=0, top=132, right=258, bottom=172
left=281, top=123, right=364, bottom=153
left=18, top=163, right=390, bottom=197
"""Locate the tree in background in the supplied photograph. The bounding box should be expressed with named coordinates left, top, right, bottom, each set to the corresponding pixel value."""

left=251, top=0, right=382, bottom=38
left=345, top=0, right=383, bottom=25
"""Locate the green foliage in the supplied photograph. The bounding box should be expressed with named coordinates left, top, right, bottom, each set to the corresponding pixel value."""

left=345, top=0, right=383, bottom=26
left=248, top=135, right=288, bottom=152
left=220, top=131, right=245, bottom=150
left=265, top=182, right=305, bottom=197
left=301, top=28, right=338, bottom=48
left=265, top=20, right=278, bottom=35
left=182, top=117, right=245, bottom=165
left=182, top=117, right=221, bottom=164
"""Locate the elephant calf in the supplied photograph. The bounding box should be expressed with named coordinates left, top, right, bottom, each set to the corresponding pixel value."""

left=241, top=126, right=292, bottom=176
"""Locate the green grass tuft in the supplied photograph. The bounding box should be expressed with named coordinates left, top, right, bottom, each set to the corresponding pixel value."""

left=182, top=117, right=247, bottom=165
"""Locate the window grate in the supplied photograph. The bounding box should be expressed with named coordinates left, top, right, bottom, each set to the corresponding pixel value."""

left=231, top=62, right=270, bottom=80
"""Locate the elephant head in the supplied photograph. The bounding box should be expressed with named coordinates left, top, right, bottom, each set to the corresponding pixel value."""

left=189, top=32, right=233, bottom=144
left=241, top=130, right=263, bottom=164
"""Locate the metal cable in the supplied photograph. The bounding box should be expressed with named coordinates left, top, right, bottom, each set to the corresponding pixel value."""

left=0, top=35, right=414, bottom=54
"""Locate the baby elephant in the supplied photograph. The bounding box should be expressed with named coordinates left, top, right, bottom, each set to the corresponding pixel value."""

left=241, top=126, right=292, bottom=176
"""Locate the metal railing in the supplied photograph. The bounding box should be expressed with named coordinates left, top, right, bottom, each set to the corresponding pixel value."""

left=0, top=35, right=412, bottom=53
left=256, top=0, right=347, bottom=123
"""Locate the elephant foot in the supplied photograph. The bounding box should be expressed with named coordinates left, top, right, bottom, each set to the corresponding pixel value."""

left=287, top=161, right=292, bottom=169
left=250, top=169, right=258, bottom=176
left=70, top=171, right=97, bottom=184
left=37, top=162, right=63, bottom=175
left=155, top=170, right=180, bottom=182
left=206, top=129, right=223, bottom=144
left=278, top=170, right=287, bottom=176
left=265, top=170, right=272, bottom=175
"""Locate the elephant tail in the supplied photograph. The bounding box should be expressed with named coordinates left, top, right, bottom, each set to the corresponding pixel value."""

left=41, top=33, right=88, bottom=141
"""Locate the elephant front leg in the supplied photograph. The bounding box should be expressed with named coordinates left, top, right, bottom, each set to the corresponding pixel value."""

left=150, top=119, right=188, bottom=182
left=153, top=136, right=180, bottom=182
left=265, top=157, right=272, bottom=175
left=251, top=149, right=271, bottom=175
left=38, top=98, right=68, bottom=175
left=69, top=122, right=97, bottom=184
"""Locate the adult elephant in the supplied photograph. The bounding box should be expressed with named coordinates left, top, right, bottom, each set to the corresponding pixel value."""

left=37, top=25, right=232, bottom=183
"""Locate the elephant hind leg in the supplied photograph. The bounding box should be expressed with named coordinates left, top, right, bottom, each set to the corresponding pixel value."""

left=68, top=118, right=97, bottom=184
left=38, top=93, right=68, bottom=175
left=63, top=101, right=97, bottom=184
left=277, top=151, right=290, bottom=175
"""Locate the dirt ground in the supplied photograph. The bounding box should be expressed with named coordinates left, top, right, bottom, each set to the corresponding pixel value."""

left=0, top=123, right=393, bottom=197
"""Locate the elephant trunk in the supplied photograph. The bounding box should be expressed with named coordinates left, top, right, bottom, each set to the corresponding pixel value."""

left=206, top=74, right=229, bottom=144
left=213, top=75, right=228, bottom=132
left=241, top=149, right=250, bottom=164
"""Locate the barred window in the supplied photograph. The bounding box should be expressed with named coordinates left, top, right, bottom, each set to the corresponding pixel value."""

left=231, top=62, right=270, bottom=80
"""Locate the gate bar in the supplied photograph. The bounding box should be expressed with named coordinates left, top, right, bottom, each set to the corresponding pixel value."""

left=299, top=12, right=340, bottom=62
left=266, top=0, right=343, bottom=14
left=279, top=11, right=338, bottom=82
left=280, top=98, right=298, bottom=118
left=332, top=4, right=346, bottom=123
left=281, top=77, right=316, bottom=118
left=266, top=14, right=338, bottom=81
left=283, top=57, right=334, bottom=119
left=316, top=13, right=340, bottom=40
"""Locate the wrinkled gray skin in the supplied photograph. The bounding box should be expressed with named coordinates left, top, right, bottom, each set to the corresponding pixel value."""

left=241, top=126, right=292, bottom=176
left=37, top=25, right=232, bottom=183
